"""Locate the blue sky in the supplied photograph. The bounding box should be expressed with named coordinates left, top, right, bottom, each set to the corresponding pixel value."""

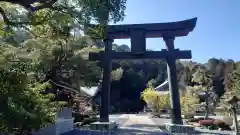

left=113, top=0, right=240, bottom=63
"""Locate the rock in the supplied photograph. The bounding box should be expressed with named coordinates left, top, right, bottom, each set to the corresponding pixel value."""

left=231, top=125, right=235, bottom=130
left=193, top=123, right=201, bottom=127
left=187, top=118, right=197, bottom=122
left=219, top=125, right=232, bottom=131
left=214, top=119, right=232, bottom=131
left=194, top=116, right=233, bottom=126
left=208, top=124, right=218, bottom=130
left=221, top=116, right=233, bottom=126
left=213, top=119, right=225, bottom=125
left=74, top=122, right=82, bottom=127
left=188, top=117, right=205, bottom=123
left=182, top=114, right=194, bottom=119
left=188, top=117, right=214, bottom=123
left=199, top=120, right=214, bottom=126
left=152, top=114, right=161, bottom=118
left=80, top=117, right=99, bottom=126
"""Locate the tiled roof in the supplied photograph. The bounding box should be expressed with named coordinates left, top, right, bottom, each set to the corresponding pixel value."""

left=80, top=86, right=99, bottom=97
left=154, top=80, right=186, bottom=94
left=154, top=80, right=169, bottom=91
left=49, top=79, right=100, bottom=97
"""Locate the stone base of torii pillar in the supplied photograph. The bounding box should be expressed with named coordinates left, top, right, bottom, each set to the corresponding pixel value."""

left=90, top=121, right=118, bottom=131
left=164, top=123, right=195, bottom=134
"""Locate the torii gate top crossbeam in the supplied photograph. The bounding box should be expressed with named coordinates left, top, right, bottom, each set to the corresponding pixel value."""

left=87, top=18, right=197, bottom=124
left=87, top=18, right=197, bottom=39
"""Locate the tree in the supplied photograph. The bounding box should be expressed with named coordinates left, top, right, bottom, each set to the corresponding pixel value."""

left=141, top=87, right=170, bottom=113
left=0, top=0, right=128, bottom=128
left=3, top=1, right=240, bottom=131
left=0, top=0, right=127, bottom=41
left=191, top=60, right=227, bottom=118
left=223, top=59, right=234, bottom=91
left=1, top=0, right=59, bottom=12
left=180, top=86, right=202, bottom=117
left=227, top=62, right=240, bottom=95
left=0, top=55, right=66, bottom=134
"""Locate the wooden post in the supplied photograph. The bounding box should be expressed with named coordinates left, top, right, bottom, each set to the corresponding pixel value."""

left=87, top=18, right=197, bottom=125
left=100, top=38, right=113, bottom=122
left=164, top=36, right=183, bottom=124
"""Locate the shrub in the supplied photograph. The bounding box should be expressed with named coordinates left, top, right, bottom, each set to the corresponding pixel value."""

left=141, top=86, right=200, bottom=116
left=141, top=87, right=170, bottom=113
left=180, top=86, right=200, bottom=116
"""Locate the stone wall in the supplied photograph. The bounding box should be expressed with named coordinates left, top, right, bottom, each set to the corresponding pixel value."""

left=32, top=124, right=56, bottom=135
left=56, top=118, right=74, bottom=135
left=32, top=107, right=74, bottom=135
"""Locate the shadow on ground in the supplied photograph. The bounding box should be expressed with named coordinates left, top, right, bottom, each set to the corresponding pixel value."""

left=114, top=118, right=129, bottom=125
left=116, top=128, right=169, bottom=135
left=194, top=128, right=234, bottom=135
left=61, top=128, right=169, bottom=135
left=60, top=126, right=234, bottom=135
left=121, top=124, right=161, bottom=129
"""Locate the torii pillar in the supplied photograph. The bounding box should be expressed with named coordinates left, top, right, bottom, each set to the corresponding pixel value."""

left=87, top=18, right=197, bottom=125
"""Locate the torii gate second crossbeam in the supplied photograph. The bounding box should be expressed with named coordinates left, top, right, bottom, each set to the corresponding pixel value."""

left=88, top=17, right=197, bottom=125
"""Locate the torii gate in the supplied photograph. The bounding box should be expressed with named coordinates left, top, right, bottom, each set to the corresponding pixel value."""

left=88, top=18, right=197, bottom=124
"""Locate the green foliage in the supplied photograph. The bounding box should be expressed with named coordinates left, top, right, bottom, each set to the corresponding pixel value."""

left=79, top=0, right=127, bottom=23
left=111, top=67, right=123, bottom=81
left=231, top=63, right=240, bottom=91
left=141, top=87, right=170, bottom=112
left=141, top=86, right=200, bottom=116
left=2, top=0, right=240, bottom=132
left=180, top=86, right=203, bottom=116
left=0, top=61, right=66, bottom=133
left=222, top=62, right=240, bottom=97
left=0, top=0, right=128, bottom=133
left=0, top=32, right=103, bottom=133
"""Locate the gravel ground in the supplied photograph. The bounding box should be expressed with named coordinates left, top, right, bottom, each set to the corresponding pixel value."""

left=62, top=114, right=238, bottom=135
left=117, top=114, right=235, bottom=135
left=62, top=128, right=169, bottom=135
left=195, top=128, right=235, bottom=135
left=62, top=128, right=236, bottom=135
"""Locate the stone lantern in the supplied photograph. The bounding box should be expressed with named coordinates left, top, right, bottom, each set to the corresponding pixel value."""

left=198, top=91, right=212, bottom=119
left=227, top=96, right=240, bottom=135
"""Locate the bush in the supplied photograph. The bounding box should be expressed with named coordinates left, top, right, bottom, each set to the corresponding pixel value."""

left=180, top=86, right=200, bottom=116
left=0, top=63, right=66, bottom=133
left=141, top=87, right=170, bottom=113
left=141, top=86, right=199, bottom=116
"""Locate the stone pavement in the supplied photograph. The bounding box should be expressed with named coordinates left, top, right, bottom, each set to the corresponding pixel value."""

left=121, top=114, right=162, bottom=130
left=62, top=114, right=168, bottom=135
left=117, top=114, right=235, bottom=135
left=62, top=114, right=237, bottom=135
left=122, top=114, right=155, bottom=126
left=116, top=114, right=167, bottom=135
